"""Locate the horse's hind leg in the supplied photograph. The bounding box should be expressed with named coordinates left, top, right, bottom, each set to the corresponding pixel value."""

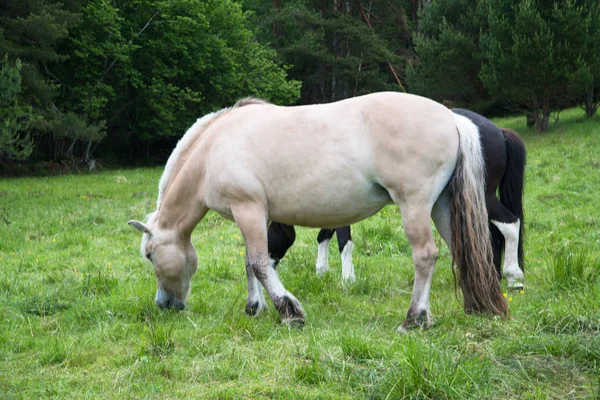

left=233, top=204, right=305, bottom=325
left=335, top=226, right=355, bottom=282
left=487, top=196, right=524, bottom=289
left=316, top=229, right=335, bottom=274
left=397, top=204, right=439, bottom=333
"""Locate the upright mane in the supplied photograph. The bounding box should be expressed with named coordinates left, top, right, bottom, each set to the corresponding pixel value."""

left=234, top=97, right=271, bottom=107
left=155, top=97, right=270, bottom=211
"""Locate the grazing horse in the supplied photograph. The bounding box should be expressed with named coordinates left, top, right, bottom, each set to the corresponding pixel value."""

left=268, top=108, right=527, bottom=289
left=129, top=92, right=507, bottom=332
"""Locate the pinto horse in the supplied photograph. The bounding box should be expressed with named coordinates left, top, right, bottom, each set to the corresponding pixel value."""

left=129, top=92, right=507, bottom=332
left=268, top=108, right=526, bottom=289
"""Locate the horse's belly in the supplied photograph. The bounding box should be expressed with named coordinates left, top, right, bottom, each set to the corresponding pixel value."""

left=266, top=180, right=392, bottom=228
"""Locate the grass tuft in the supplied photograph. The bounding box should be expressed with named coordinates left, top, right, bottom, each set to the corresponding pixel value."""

left=140, top=307, right=176, bottom=357
left=548, top=247, right=600, bottom=289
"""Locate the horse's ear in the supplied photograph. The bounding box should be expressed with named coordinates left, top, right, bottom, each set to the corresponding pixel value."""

left=128, top=220, right=151, bottom=235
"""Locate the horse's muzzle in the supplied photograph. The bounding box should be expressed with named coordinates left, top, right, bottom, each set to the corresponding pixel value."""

left=156, top=297, right=185, bottom=310
left=155, top=288, right=185, bottom=310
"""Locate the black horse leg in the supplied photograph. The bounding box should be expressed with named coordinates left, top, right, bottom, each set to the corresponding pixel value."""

left=267, top=222, right=296, bottom=268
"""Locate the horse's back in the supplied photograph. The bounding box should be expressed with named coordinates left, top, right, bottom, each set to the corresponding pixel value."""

left=200, top=92, right=460, bottom=227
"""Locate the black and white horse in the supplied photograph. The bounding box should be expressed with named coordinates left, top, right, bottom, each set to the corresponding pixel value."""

left=268, top=108, right=526, bottom=289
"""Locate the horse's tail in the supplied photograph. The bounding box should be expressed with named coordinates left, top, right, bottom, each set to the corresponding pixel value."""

left=499, top=128, right=526, bottom=272
left=448, top=114, right=508, bottom=316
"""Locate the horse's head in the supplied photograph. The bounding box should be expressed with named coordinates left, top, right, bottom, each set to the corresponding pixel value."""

left=128, top=218, right=197, bottom=310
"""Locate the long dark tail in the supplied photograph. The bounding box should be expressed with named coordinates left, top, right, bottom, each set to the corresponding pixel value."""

left=449, top=114, right=508, bottom=316
left=499, top=128, right=526, bottom=272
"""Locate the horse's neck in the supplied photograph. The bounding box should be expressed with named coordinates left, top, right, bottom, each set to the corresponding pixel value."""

left=156, top=169, right=206, bottom=237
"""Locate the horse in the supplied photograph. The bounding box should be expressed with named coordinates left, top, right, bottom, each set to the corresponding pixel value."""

left=267, top=108, right=527, bottom=289
left=128, top=92, right=508, bottom=332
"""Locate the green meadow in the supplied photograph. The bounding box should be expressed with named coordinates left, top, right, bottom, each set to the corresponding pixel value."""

left=1, top=109, right=599, bottom=399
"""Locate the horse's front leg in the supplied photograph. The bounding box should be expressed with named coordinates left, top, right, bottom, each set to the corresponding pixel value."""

left=267, top=222, right=296, bottom=268
left=244, top=261, right=267, bottom=316
left=233, top=204, right=305, bottom=326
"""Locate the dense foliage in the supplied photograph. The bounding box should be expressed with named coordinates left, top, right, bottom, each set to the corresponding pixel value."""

left=0, top=0, right=300, bottom=167
left=1, top=0, right=599, bottom=169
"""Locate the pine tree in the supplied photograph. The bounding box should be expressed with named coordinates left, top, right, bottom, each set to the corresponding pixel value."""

left=0, top=57, right=33, bottom=161
left=406, top=0, right=490, bottom=110
left=479, top=0, right=590, bottom=131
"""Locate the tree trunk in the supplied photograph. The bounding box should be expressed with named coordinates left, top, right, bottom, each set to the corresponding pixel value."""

left=272, top=0, right=281, bottom=41
left=526, top=113, right=536, bottom=128
left=535, top=104, right=550, bottom=133
left=584, top=87, right=599, bottom=118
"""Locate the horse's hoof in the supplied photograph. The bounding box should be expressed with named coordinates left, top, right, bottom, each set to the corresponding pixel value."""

left=506, top=278, right=524, bottom=290
left=273, top=293, right=305, bottom=322
left=396, top=310, right=431, bottom=334
left=316, top=265, right=329, bottom=275
left=505, top=269, right=525, bottom=290
left=508, top=283, right=524, bottom=290
left=244, top=301, right=266, bottom=316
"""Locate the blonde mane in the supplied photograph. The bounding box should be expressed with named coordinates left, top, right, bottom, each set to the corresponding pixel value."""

left=155, top=98, right=270, bottom=211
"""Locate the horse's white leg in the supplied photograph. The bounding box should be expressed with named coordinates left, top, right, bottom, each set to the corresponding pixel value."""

left=397, top=205, right=439, bottom=333
left=490, top=219, right=524, bottom=289
left=245, top=262, right=267, bottom=316
left=316, top=229, right=335, bottom=275
left=334, top=226, right=355, bottom=282
left=340, top=240, right=355, bottom=282
left=315, top=238, right=331, bottom=274
left=233, top=204, right=305, bottom=325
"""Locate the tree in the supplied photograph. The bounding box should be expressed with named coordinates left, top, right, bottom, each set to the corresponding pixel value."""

left=479, top=0, right=590, bottom=131
left=406, top=0, right=491, bottom=111
left=100, top=0, right=300, bottom=157
left=0, top=57, right=33, bottom=161
left=579, top=0, right=600, bottom=117
left=245, top=0, right=409, bottom=105
left=0, top=0, right=108, bottom=162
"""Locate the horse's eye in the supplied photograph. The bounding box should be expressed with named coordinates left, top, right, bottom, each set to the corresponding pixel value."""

left=146, top=252, right=152, bottom=260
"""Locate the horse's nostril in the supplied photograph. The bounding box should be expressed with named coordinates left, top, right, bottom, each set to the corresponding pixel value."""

left=155, top=298, right=168, bottom=309
left=155, top=297, right=184, bottom=310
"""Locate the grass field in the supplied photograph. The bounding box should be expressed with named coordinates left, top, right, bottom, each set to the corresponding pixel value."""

left=1, top=109, right=599, bottom=399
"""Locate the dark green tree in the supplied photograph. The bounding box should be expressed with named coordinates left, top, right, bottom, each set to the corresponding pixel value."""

left=99, top=0, right=300, bottom=158
left=0, top=0, right=107, bottom=162
left=245, top=0, right=410, bottom=105
left=479, top=0, right=590, bottom=131
left=406, top=0, right=491, bottom=110
left=580, top=0, right=600, bottom=117
left=0, top=57, right=33, bottom=161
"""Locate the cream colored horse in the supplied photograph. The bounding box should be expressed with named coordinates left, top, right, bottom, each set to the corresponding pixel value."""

left=129, top=92, right=507, bottom=332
